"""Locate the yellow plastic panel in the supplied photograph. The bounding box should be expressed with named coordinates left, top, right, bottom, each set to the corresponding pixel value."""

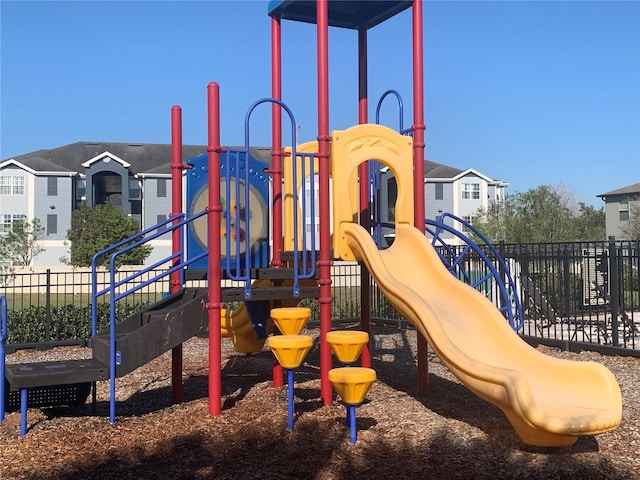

left=284, top=141, right=318, bottom=251
left=329, top=367, right=376, bottom=405
left=270, top=307, right=312, bottom=335
left=267, top=334, right=313, bottom=369
left=326, top=330, right=369, bottom=364
left=331, top=124, right=413, bottom=261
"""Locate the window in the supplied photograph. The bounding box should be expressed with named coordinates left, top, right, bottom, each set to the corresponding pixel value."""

left=462, top=182, right=480, bottom=200
left=156, top=214, right=167, bottom=232
left=619, top=199, right=630, bottom=221
left=157, top=178, right=167, bottom=197
left=0, top=176, right=25, bottom=195
left=75, top=178, right=86, bottom=200
left=462, top=215, right=474, bottom=232
left=435, top=183, right=443, bottom=200
left=129, top=178, right=141, bottom=200
left=0, top=177, right=10, bottom=194
left=1, top=214, right=26, bottom=233
left=47, top=214, right=57, bottom=235
left=47, top=177, right=58, bottom=196
left=1, top=215, right=10, bottom=233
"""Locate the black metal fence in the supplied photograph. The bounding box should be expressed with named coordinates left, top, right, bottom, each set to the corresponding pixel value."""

left=504, top=238, right=639, bottom=353
left=364, top=238, right=640, bottom=355
left=1, top=239, right=639, bottom=354
left=0, top=268, right=170, bottom=313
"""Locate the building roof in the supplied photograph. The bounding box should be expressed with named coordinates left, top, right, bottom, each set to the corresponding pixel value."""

left=2, top=142, right=208, bottom=176
left=597, top=183, right=640, bottom=198
left=424, top=160, right=464, bottom=179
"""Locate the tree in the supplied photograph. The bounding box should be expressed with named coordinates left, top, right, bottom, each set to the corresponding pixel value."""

left=573, top=202, right=606, bottom=241
left=473, top=184, right=605, bottom=243
left=622, top=203, right=640, bottom=240
left=0, top=218, right=45, bottom=266
left=66, top=202, right=152, bottom=267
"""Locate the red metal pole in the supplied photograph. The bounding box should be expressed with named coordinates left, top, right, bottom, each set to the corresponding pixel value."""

left=170, top=105, right=184, bottom=404
left=412, top=0, right=429, bottom=395
left=270, top=13, right=284, bottom=388
left=271, top=14, right=284, bottom=271
left=317, top=0, right=333, bottom=406
left=207, top=82, right=223, bottom=415
left=357, top=27, right=371, bottom=369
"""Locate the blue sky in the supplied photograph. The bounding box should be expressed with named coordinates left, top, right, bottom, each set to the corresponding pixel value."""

left=1, top=0, right=638, bottom=207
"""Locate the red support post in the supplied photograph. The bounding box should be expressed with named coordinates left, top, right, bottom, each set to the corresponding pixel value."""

left=207, top=82, right=223, bottom=415
left=270, top=13, right=284, bottom=388
left=412, top=0, right=429, bottom=395
left=170, top=105, right=184, bottom=404
left=317, top=0, right=333, bottom=406
left=357, top=27, right=371, bottom=369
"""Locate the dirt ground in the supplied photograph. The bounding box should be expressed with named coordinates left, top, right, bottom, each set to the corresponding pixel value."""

left=1, top=326, right=639, bottom=480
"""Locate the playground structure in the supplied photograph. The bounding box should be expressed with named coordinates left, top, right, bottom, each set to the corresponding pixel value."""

left=1, top=1, right=623, bottom=446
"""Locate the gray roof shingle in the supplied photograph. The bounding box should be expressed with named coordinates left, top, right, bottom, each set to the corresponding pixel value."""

left=598, top=183, right=640, bottom=197
left=3, top=142, right=208, bottom=175
left=424, top=159, right=464, bottom=179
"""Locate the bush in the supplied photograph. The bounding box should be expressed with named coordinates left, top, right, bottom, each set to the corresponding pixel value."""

left=6, top=301, right=147, bottom=344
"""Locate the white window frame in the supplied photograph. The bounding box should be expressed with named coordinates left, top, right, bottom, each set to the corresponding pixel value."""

left=0, top=176, right=25, bottom=195
left=1, top=214, right=27, bottom=233
left=462, top=182, right=480, bottom=200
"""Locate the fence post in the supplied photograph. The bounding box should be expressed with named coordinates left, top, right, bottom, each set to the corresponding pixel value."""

left=562, top=247, right=571, bottom=319
left=519, top=245, right=530, bottom=315
left=608, top=236, right=619, bottom=347
left=498, top=241, right=506, bottom=316
left=45, top=268, right=51, bottom=342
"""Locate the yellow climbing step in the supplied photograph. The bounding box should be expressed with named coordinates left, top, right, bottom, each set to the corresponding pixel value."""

left=329, top=367, right=376, bottom=405
left=270, top=307, right=312, bottom=335
left=326, top=330, right=369, bottom=364
left=266, top=335, right=313, bottom=369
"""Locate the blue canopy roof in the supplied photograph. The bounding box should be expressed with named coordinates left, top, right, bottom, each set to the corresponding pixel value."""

left=268, top=1, right=413, bottom=30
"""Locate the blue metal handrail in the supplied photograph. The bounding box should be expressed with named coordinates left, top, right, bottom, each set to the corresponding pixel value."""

left=376, top=217, right=523, bottom=330
left=87, top=209, right=208, bottom=423
left=425, top=213, right=524, bottom=330
left=375, top=89, right=405, bottom=133
left=235, top=97, right=316, bottom=298
left=372, top=89, right=414, bottom=245
left=291, top=150, right=317, bottom=293
left=90, top=212, right=203, bottom=335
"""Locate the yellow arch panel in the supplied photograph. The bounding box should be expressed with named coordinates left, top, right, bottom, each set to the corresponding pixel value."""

left=331, top=124, right=413, bottom=261
left=283, top=140, right=357, bottom=253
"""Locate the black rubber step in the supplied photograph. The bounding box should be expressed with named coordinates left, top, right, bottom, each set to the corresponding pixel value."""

left=4, top=382, right=92, bottom=412
left=5, top=359, right=108, bottom=390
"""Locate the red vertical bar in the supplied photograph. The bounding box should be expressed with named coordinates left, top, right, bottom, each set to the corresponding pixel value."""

left=207, top=82, right=223, bottom=415
left=317, top=0, right=333, bottom=406
left=271, top=15, right=284, bottom=270
left=357, top=27, right=371, bottom=369
left=170, top=105, right=184, bottom=404
left=412, top=0, right=429, bottom=395
left=270, top=13, right=284, bottom=388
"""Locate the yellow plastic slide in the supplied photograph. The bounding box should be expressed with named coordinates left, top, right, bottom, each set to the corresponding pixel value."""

left=342, top=221, right=622, bottom=446
left=221, top=302, right=267, bottom=354
left=220, top=279, right=309, bottom=353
